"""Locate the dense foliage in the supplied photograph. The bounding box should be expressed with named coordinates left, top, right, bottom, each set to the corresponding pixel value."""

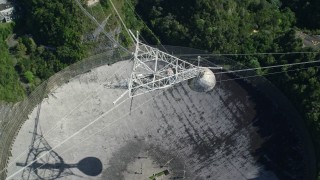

left=17, top=0, right=87, bottom=63
left=9, top=0, right=88, bottom=94
left=0, top=23, right=24, bottom=102
left=135, top=0, right=320, bottom=177
left=0, top=0, right=143, bottom=100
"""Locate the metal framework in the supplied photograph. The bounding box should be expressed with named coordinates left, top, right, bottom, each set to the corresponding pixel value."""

left=76, top=0, right=221, bottom=102
left=104, top=31, right=221, bottom=104
left=128, top=31, right=221, bottom=97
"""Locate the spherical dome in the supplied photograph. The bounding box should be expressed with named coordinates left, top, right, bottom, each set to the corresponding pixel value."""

left=189, top=68, right=216, bottom=92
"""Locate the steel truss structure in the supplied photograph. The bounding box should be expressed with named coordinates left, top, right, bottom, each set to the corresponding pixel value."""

left=128, top=31, right=221, bottom=97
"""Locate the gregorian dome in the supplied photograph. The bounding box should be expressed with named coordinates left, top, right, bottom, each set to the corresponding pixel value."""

left=189, top=68, right=216, bottom=92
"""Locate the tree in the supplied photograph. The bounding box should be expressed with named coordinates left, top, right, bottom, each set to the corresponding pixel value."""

left=24, top=71, right=34, bottom=83
left=15, top=41, right=27, bottom=57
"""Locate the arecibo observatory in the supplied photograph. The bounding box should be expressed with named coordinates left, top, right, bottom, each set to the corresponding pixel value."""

left=0, top=0, right=319, bottom=180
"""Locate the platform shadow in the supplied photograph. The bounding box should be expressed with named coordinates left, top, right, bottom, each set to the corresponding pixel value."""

left=15, top=104, right=102, bottom=179
left=77, top=157, right=103, bottom=176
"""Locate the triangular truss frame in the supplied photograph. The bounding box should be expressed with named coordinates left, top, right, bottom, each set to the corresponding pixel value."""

left=128, top=31, right=212, bottom=97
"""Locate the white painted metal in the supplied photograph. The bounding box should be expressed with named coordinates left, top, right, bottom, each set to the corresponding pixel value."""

left=128, top=30, right=221, bottom=97
left=103, top=30, right=221, bottom=100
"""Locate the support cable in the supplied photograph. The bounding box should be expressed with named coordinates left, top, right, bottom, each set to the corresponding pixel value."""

left=6, top=90, right=164, bottom=179
left=0, top=59, right=133, bottom=177
left=178, top=51, right=320, bottom=57
left=109, top=0, right=134, bottom=43
left=218, top=66, right=320, bottom=82
left=74, top=0, right=129, bottom=53
left=123, top=0, right=170, bottom=53
left=6, top=96, right=129, bottom=179
left=215, top=59, right=320, bottom=75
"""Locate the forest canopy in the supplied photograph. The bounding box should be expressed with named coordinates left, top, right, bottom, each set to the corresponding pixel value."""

left=0, top=23, right=24, bottom=102
left=0, top=0, right=90, bottom=101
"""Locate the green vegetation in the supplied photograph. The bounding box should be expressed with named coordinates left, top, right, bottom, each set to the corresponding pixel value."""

left=0, top=0, right=91, bottom=99
left=135, top=0, right=320, bottom=177
left=17, top=0, right=86, bottom=62
left=0, top=23, right=24, bottom=102
left=15, top=0, right=87, bottom=68
left=0, top=0, right=145, bottom=102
